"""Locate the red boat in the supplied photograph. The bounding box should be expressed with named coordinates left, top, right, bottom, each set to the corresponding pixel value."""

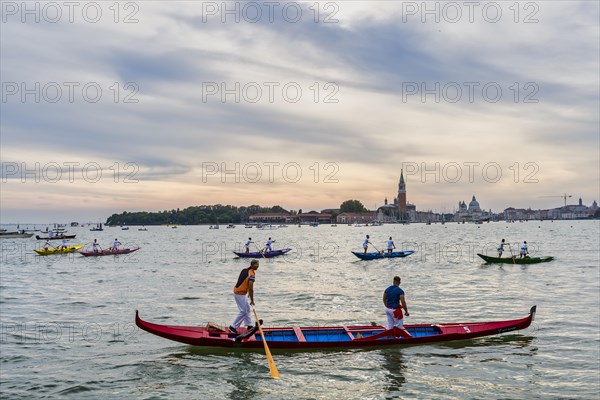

left=135, top=306, right=536, bottom=349
left=79, top=247, right=141, bottom=256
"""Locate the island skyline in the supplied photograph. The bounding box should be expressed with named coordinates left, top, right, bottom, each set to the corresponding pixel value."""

left=1, top=190, right=597, bottom=226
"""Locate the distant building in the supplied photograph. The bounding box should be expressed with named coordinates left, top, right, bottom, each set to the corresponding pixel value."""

left=377, top=169, right=413, bottom=222
left=355, top=168, right=597, bottom=223
left=248, top=213, right=292, bottom=223
left=503, top=207, right=541, bottom=221
left=398, top=170, right=407, bottom=221
left=503, top=198, right=597, bottom=220
left=547, top=197, right=597, bottom=219
left=297, top=213, right=332, bottom=223
left=454, top=195, right=492, bottom=222
left=320, top=209, right=340, bottom=215
left=337, top=212, right=374, bottom=224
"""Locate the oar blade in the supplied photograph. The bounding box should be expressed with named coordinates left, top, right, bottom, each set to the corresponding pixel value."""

left=265, top=348, right=280, bottom=379
left=252, top=307, right=280, bottom=379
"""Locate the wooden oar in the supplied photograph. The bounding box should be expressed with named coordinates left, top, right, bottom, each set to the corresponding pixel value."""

left=251, top=307, right=280, bottom=379
left=370, top=243, right=385, bottom=255
left=508, top=243, right=516, bottom=264
left=254, top=245, right=267, bottom=259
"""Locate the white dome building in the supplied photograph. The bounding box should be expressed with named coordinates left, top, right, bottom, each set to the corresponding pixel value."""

left=455, top=195, right=490, bottom=222
left=468, top=195, right=481, bottom=212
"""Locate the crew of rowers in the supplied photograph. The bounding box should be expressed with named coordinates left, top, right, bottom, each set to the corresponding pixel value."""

left=91, top=238, right=122, bottom=252
left=361, top=236, right=530, bottom=259
left=497, top=239, right=529, bottom=258
left=41, top=238, right=123, bottom=252
left=244, top=237, right=276, bottom=253
left=362, top=235, right=397, bottom=254
left=43, top=238, right=71, bottom=251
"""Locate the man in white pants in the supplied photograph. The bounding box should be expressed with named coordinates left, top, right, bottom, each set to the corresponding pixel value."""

left=230, top=259, right=259, bottom=333
left=520, top=241, right=529, bottom=258
left=382, top=276, right=412, bottom=338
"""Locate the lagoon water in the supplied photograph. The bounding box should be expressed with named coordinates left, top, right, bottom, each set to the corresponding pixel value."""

left=1, top=220, right=599, bottom=399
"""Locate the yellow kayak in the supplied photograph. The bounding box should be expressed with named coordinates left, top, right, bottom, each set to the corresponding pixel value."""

left=34, top=245, right=84, bottom=255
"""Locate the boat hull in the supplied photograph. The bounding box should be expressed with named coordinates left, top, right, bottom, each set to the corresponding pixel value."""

left=34, top=245, right=84, bottom=255
left=36, top=235, right=76, bottom=240
left=352, top=250, right=415, bottom=260
left=136, top=306, right=536, bottom=350
left=78, top=247, right=141, bottom=256
left=477, top=253, right=554, bottom=264
left=0, top=232, right=34, bottom=238
left=233, top=248, right=292, bottom=258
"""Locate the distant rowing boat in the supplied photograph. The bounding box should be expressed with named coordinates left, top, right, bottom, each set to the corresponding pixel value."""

left=79, top=247, right=141, bottom=257
left=135, top=306, right=536, bottom=350
left=233, top=248, right=292, bottom=258
left=0, top=232, right=34, bottom=238
left=352, top=250, right=415, bottom=261
left=35, top=245, right=84, bottom=255
left=477, top=253, right=554, bottom=264
left=36, top=234, right=76, bottom=240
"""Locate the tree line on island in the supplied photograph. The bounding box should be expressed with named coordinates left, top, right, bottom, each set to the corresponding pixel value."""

left=105, top=200, right=367, bottom=226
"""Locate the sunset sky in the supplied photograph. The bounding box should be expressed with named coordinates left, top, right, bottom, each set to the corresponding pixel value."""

left=1, top=1, right=598, bottom=223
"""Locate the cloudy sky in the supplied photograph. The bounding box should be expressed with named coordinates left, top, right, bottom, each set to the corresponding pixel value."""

left=1, top=1, right=598, bottom=223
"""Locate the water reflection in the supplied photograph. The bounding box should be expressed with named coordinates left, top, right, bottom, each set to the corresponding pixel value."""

left=225, top=352, right=259, bottom=400
left=169, top=347, right=262, bottom=399
left=432, top=334, right=535, bottom=350
left=380, top=349, right=406, bottom=395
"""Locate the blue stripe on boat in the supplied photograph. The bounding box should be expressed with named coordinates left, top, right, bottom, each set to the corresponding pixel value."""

left=254, top=326, right=443, bottom=342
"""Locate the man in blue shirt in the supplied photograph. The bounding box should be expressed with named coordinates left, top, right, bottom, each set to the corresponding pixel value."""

left=383, top=276, right=411, bottom=336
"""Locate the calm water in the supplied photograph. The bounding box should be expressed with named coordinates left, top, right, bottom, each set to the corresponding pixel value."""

left=1, top=220, right=599, bottom=399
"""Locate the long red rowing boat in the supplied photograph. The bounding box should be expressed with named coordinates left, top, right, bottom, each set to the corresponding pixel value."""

left=135, top=306, right=536, bottom=349
left=79, top=247, right=141, bottom=256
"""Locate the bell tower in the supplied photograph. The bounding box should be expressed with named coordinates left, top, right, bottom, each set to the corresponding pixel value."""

left=397, top=169, right=407, bottom=221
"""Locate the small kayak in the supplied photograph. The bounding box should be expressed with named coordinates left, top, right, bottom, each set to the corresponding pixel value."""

left=477, top=253, right=554, bottom=264
left=352, top=250, right=415, bottom=261
left=135, top=306, right=536, bottom=350
left=79, top=247, right=141, bottom=256
left=34, top=245, right=84, bottom=255
left=233, top=248, right=292, bottom=258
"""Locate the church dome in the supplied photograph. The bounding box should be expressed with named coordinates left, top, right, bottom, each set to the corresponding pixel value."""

left=468, top=195, right=481, bottom=211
